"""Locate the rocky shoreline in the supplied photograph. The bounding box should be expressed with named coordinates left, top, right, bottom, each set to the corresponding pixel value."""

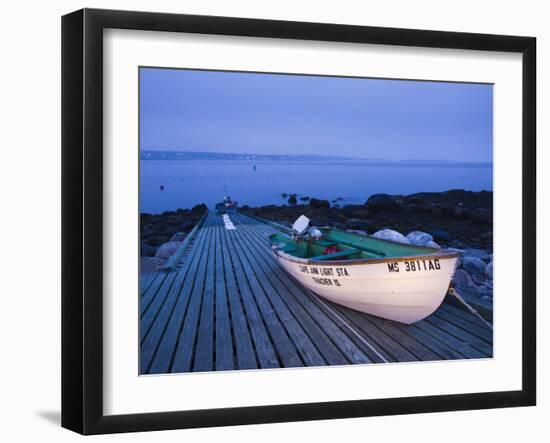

left=140, top=204, right=207, bottom=273
left=242, top=190, right=492, bottom=250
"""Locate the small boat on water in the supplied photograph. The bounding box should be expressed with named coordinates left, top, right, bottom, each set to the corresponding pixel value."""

left=269, top=216, right=459, bottom=324
left=215, top=192, right=238, bottom=214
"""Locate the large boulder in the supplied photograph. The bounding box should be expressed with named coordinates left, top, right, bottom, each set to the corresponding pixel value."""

left=154, top=241, right=182, bottom=259
left=309, top=198, right=330, bottom=209
left=406, top=231, right=433, bottom=246
left=453, top=269, right=475, bottom=288
left=372, top=229, right=410, bottom=244
left=461, top=257, right=486, bottom=276
left=365, top=194, right=400, bottom=213
left=140, top=257, right=167, bottom=274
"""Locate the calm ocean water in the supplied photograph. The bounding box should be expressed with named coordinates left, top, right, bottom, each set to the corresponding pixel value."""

left=140, top=160, right=493, bottom=214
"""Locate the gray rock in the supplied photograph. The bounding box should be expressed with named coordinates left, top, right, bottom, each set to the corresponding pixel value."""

left=453, top=269, right=474, bottom=288
left=140, top=257, right=167, bottom=274
left=154, top=241, right=182, bottom=259
left=485, top=261, right=493, bottom=280
left=464, top=248, right=490, bottom=261
left=461, top=257, right=486, bottom=276
left=406, top=231, right=433, bottom=246
left=372, top=229, right=410, bottom=244
left=170, top=232, right=187, bottom=242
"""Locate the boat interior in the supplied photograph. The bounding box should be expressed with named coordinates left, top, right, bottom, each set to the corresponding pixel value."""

left=269, top=228, right=439, bottom=262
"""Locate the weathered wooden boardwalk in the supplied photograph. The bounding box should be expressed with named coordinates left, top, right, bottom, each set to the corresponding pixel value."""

left=140, top=211, right=493, bottom=374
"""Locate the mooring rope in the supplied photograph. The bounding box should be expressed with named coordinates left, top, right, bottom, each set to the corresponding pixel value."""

left=449, top=287, right=493, bottom=330
left=306, top=289, right=390, bottom=363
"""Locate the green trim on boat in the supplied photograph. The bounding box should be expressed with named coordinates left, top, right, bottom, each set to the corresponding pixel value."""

left=269, top=228, right=438, bottom=261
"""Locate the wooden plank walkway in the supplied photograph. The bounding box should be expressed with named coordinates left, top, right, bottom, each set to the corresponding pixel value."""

left=140, top=211, right=493, bottom=374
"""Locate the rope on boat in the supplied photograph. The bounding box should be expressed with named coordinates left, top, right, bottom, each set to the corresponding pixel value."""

left=448, top=287, right=493, bottom=330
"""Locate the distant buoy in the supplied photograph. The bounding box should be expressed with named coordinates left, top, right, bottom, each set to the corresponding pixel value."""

left=160, top=185, right=164, bottom=191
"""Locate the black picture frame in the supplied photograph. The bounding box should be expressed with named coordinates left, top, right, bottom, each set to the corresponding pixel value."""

left=62, top=8, right=536, bottom=435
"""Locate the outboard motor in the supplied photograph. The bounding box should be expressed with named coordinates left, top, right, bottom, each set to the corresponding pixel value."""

left=292, top=215, right=323, bottom=241
left=292, top=215, right=310, bottom=237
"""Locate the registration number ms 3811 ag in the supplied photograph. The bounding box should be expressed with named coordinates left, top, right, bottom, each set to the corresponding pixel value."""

left=387, top=259, right=441, bottom=273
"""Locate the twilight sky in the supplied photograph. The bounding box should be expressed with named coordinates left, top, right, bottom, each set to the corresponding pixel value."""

left=139, top=68, right=493, bottom=162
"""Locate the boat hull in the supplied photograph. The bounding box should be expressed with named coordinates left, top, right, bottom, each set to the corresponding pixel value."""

left=273, top=251, right=458, bottom=324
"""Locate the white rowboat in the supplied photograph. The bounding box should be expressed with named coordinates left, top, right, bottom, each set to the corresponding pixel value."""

left=269, top=226, right=459, bottom=324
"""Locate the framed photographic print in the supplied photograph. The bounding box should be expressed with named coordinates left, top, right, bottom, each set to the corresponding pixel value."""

left=61, top=8, right=536, bottom=434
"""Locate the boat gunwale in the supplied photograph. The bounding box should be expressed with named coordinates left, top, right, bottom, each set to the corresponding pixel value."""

left=271, top=245, right=460, bottom=267
left=269, top=228, right=460, bottom=266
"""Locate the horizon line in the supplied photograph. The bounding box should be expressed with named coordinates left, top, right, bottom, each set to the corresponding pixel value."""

left=140, top=149, right=493, bottom=164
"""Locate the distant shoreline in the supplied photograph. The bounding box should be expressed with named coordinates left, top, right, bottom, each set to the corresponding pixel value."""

left=140, top=150, right=492, bottom=166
